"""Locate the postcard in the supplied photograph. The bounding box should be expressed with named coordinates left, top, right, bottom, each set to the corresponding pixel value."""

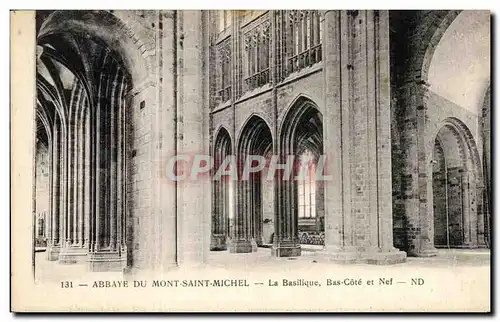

left=11, top=9, right=491, bottom=312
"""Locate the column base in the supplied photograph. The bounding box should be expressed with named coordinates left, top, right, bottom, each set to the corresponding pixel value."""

left=477, top=233, right=487, bottom=248
left=407, top=247, right=438, bottom=257
left=324, top=246, right=407, bottom=264
left=251, top=238, right=258, bottom=252
left=58, top=246, right=88, bottom=264
left=46, top=245, right=61, bottom=261
left=88, top=250, right=127, bottom=272
left=228, top=239, right=253, bottom=253
left=323, top=246, right=359, bottom=263
left=363, top=250, right=407, bottom=265
left=255, top=236, right=263, bottom=247
left=210, top=234, right=227, bottom=251
left=271, top=240, right=301, bottom=257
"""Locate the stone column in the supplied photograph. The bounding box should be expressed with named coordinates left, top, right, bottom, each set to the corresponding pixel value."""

left=228, top=12, right=252, bottom=254
left=156, top=10, right=178, bottom=271
left=88, top=90, right=105, bottom=270
left=84, top=108, right=91, bottom=249
left=322, top=10, right=352, bottom=259
left=230, top=169, right=253, bottom=253
left=59, top=90, right=89, bottom=263
left=271, top=159, right=301, bottom=257
left=249, top=174, right=258, bottom=251
left=125, top=11, right=178, bottom=275
left=476, top=183, right=486, bottom=247
left=94, top=76, right=104, bottom=253
left=211, top=139, right=229, bottom=251
left=176, top=10, right=211, bottom=265
left=461, top=171, right=473, bottom=247
left=126, top=10, right=211, bottom=275
left=397, top=82, right=438, bottom=257
left=60, top=118, right=69, bottom=248
left=116, top=78, right=125, bottom=254
left=45, top=138, right=53, bottom=249
left=270, top=11, right=300, bottom=258
left=47, top=120, right=61, bottom=261
left=77, top=109, right=84, bottom=246
left=322, top=10, right=405, bottom=264
left=88, top=71, right=130, bottom=271
left=72, top=112, right=79, bottom=247
left=253, top=175, right=263, bottom=246
left=109, top=73, right=118, bottom=252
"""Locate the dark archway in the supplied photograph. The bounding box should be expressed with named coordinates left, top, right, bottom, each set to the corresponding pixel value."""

left=432, top=119, right=486, bottom=248
left=34, top=115, right=52, bottom=251
left=211, top=127, right=232, bottom=251
left=36, top=11, right=134, bottom=271
left=480, top=87, right=491, bottom=247
left=230, top=115, right=272, bottom=253
left=273, top=96, right=323, bottom=257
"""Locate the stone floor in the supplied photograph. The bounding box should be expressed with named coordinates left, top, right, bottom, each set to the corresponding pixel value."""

left=35, top=247, right=490, bottom=284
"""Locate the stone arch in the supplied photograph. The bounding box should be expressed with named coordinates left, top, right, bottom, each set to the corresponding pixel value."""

left=279, top=95, right=323, bottom=156
left=36, top=102, right=53, bottom=149
left=236, top=113, right=273, bottom=150
left=480, top=86, right=491, bottom=246
left=211, top=126, right=233, bottom=251
left=433, top=117, right=482, bottom=178
left=279, top=93, right=322, bottom=126
left=432, top=117, right=486, bottom=248
left=272, top=96, right=323, bottom=256
left=406, top=10, right=462, bottom=83
left=390, top=10, right=484, bottom=256
left=36, top=11, right=136, bottom=269
left=230, top=115, right=273, bottom=253
left=213, top=125, right=233, bottom=151
left=34, top=135, right=52, bottom=247
left=36, top=77, right=67, bottom=133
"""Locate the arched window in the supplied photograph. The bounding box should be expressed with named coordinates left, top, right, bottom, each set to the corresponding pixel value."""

left=216, top=40, right=231, bottom=103
left=286, top=10, right=322, bottom=74
left=243, top=16, right=270, bottom=91
left=297, top=150, right=316, bottom=219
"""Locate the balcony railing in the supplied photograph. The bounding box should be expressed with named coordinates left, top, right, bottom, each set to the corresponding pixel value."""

left=244, top=68, right=270, bottom=92
left=214, top=43, right=322, bottom=101
left=287, top=43, right=322, bottom=74
left=217, top=86, right=232, bottom=103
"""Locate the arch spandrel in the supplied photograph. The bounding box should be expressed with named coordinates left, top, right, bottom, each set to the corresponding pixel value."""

left=236, top=114, right=273, bottom=153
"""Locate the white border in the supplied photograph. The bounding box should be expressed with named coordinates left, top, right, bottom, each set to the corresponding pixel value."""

left=3, top=2, right=498, bottom=320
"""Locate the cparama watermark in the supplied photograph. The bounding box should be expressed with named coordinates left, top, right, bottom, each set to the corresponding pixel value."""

left=164, top=154, right=333, bottom=182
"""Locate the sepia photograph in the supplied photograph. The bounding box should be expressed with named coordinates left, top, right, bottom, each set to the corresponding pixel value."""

left=11, top=8, right=491, bottom=312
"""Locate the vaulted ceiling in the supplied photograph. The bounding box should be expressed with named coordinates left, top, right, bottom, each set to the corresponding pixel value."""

left=36, top=11, right=131, bottom=147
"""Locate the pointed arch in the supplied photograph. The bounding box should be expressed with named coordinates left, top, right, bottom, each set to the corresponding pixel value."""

left=36, top=10, right=135, bottom=269
left=274, top=95, right=324, bottom=254
left=231, top=114, right=273, bottom=253
left=211, top=126, right=233, bottom=251
left=236, top=114, right=273, bottom=152
left=213, top=125, right=233, bottom=153
left=279, top=95, right=323, bottom=157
